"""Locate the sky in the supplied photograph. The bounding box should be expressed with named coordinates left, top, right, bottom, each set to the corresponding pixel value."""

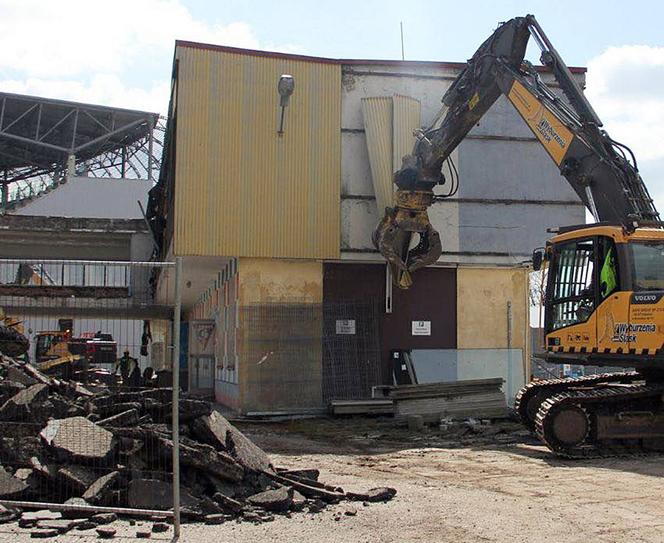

left=1, top=0, right=664, bottom=206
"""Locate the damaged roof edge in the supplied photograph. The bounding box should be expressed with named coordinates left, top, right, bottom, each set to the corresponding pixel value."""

left=174, top=40, right=587, bottom=74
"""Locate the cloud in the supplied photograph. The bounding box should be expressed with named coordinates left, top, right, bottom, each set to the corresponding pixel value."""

left=586, top=45, right=664, bottom=163
left=0, top=0, right=260, bottom=78
left=0, top=75, right=171, bottom=115
left=0, top=0, right=303, bottom=114
left=586, top=45, right=664, bottom=210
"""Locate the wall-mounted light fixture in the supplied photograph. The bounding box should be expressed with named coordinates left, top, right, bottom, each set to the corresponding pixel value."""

left=277, top=74, right=294, bottom=136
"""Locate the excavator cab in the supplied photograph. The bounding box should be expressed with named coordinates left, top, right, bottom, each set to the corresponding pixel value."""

left=541, top=225, right=664, bottom=362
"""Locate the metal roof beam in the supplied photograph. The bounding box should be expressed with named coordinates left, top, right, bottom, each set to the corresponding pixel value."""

left=73, top=118, right=146, bottom=154
left=81, top=108, right=112, bottom=132
left=2, top=103, right=39, bottom=133
left=37, top=109, right=75, bottom=142
left=0, top=131, right=69, bottom=153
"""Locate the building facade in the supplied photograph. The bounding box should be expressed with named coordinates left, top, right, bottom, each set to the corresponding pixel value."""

left=153, top=42, right=586, bottom=414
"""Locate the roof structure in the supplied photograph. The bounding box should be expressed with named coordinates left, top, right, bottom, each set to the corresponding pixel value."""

left=174, top=40, right=587, bottom=74
left=0, top=92, right=163, bottom=203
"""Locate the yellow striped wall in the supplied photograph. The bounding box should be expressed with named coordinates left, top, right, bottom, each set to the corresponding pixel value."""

left=173, top=45, right=341, bottom=259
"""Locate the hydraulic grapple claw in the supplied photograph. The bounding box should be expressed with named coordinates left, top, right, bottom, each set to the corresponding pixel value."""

left=372, top=190, right=442, bottom=289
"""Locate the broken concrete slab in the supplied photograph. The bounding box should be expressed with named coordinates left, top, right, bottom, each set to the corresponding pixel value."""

left=30, top=528, right=59, bottom=538
left=204, top=513, right=228, bottom=525
left=30, top=456, right=57, bottom=480
left=191, top=410, right=273, bottom=473
left=21, top=510, right=62, bottom=522
left=0, top=383, right=48, bottom=422
left=98, top=409, right=139, bottom=428
left=346, top=487, right=397, bottom=502
left=18, top=363, right=53, bottom=386
left=269, top=473, right=344, bottom=503
left=212, top=492, right=244, bottom=513
left=62, top=497, right=93, bottom=519
left=7, top=366, right=37, bottom=386
left=127, top=479, right=197, bottom=510
left=82, top=471, right=119, bottom=505
left=190, top=411, right=229, bottom=450
left=58, top=465, right=98, bottom=495
left=40, top=416, right=115, bottom=463
left=291, top=490, right=306, bottom=512
left=0, top=503, right=20, bottom=524
left=279, top=468, right=320, bottom=482
left=96, top=527, right=116, bottom=539
left=0, top=468, right=28, bottom=498
left=35, top=519, right=79, bottom=534
left=177, top=399, right=212, bottom=422
left=156, top=436, right=244, bottom=483
left=94, top=402, right=142, bottom=419
left=247, top=486, right=293, bottom=512
left=90, top=513, right=117, bottom=525
left=151, top=522, right=169, bottom=533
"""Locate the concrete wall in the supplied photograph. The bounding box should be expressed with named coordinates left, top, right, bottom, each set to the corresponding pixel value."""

left=456, top=267, right=530, bottom=385
left=238, top=258, right=323, bottom=304
left=237, top=258, right=323, bottom=413
left=13, top=177, right=151, bottom=220
left=340, top=63, right=586, bottom=265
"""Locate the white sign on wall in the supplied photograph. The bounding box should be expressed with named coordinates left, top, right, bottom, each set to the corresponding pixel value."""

left=412, top=320, right=431, bottom=336
left=336, top=319, right=356, bottom=335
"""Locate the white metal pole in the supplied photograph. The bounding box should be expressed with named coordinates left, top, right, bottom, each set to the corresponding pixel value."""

left=172, top=256, right=182, bottom=537
left=506, top=301, right=513, bottom=407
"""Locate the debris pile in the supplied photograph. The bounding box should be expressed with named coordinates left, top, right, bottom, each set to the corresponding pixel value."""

left=0, top=357, right=396, bottom=532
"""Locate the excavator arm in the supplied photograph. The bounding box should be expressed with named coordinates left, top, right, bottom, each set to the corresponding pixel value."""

left=375, top=14, right=660, bottom=288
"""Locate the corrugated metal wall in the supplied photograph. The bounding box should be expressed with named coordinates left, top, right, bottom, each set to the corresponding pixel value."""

left=173, top=45, right=341, bottom=259
left=392, top=95, right=420, bottom=172
left=361, top=97, right=393, bottom=214
left=362, top=95, right=421, bottom=214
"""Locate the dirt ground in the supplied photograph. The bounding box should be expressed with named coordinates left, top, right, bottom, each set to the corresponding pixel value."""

left=3, top=417, right=664, bottom=542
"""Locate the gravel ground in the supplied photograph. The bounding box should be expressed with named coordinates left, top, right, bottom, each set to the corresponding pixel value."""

left=2, top=418, right=664, bottom=542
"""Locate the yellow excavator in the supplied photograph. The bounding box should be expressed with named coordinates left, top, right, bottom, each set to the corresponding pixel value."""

left=374, top=15, right=664, bottom=456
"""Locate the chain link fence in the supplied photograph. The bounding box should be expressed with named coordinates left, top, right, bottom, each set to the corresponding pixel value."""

left=0, top=259, right=182, bottom=535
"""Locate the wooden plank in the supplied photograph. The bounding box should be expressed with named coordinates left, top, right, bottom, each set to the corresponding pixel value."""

left=329, top=399, right=394, bottom=416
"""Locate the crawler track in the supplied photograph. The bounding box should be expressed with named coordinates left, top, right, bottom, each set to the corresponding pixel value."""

left=514, top=371, right=640, bottom=431
left=535, top=383, right=664, bottom=458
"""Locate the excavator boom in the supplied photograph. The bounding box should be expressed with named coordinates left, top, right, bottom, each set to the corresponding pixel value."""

left=375, top=15, right=660, bottom=288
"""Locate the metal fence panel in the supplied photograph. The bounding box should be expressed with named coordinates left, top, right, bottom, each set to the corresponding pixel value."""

left=0, top=259, right=180, bottom=535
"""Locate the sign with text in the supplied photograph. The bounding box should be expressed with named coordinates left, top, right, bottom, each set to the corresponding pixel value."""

left=336, top=319, right=356, bottom=335
left=411, top=320, right=431, bottom=336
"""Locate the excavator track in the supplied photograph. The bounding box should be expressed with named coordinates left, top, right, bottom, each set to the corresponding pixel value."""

left=514, top=371, right=640, bottom=431
left=535, top=383, right=664, bottom=458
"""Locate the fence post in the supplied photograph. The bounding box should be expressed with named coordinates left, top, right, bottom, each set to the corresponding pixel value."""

left=172, top=256, right=182, bottom=537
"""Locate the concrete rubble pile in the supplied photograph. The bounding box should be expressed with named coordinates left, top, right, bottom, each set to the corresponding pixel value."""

left=0, top=356, right=396, bottom=533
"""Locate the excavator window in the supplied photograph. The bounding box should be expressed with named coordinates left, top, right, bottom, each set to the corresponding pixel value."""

left=631, top=241, right=664, bottom=291
left=548, top=238, right=596, bottom=331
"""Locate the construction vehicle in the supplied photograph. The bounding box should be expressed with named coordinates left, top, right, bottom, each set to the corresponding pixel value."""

left=0, top=308, right=29, bottom=358
left=35, top=330, right=117, bottom=375
left=373, top=15, right=664, bottom=457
